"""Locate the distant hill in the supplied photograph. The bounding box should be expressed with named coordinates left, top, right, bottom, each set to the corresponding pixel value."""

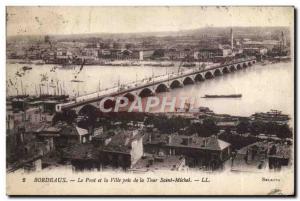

left=7, top=26, right=290, bottom=43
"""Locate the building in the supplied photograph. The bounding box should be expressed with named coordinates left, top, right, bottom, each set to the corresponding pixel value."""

left=144, top=134, right=231, bottom=170
left=82, top=48, right=99, bottom=58
left=41, top=50, right=56, bottom=63
left=34, top=123, right=91, bottom=149
left=99, top=129, right=144, bottom=169
left=250, top=110, right=290, bottom=124
left=126, top=121, right=145, bottom=130
left=59, top=124, right=91, bottom=145
left=179, top=48, right=194, bottom=60
left=243, top=47, right=268, bottom=61
left=55, top=49, right=73, bottom=64
left=268, top=143, right=291, bottom=170
left=62, top=143, right=100, bottom=171
left=231, top=141, right=291, bottom=172
left=130, top=154, right=186, bottom=172
left=7, top=105, right=47, bottom=134
left=197, top=44, right=233, bottom=62
left=243, top=40, right=280, bottom=51
left=99, top=49, right=111, bottom=58
left=7, top=154, right=43, bottom=173
left=216, top=120, right=239, bottom=131
left=139, top=50, right=154, bottom=60
left=165, top=48, right=181, bottom=60
left=43, top=100, right=59, bottom=114
left=61, top=128, right=144, bottom=171
left=91, top=129, right=114, bottom=147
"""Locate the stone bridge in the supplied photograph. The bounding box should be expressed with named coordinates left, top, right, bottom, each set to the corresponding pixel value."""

left=55, top=58, right=256, bottom=115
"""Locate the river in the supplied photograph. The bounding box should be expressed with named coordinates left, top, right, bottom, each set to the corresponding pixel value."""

left=6, top=61, right=294, bottom=118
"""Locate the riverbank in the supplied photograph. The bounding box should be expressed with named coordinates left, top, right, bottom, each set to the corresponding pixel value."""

left=7, top=59, right=217, bottom=68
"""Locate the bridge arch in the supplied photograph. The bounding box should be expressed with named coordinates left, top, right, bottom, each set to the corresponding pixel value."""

left=213, top=69, right=222, bottom=76
left=138, top=87, right=155, bottom=97
left=252, top=60, right=256, bottom=64
left=204, top=71, right=214, bottom=79
left=102, top=98, right=116, bottom=110
left=183, top=76, right=194, bottom=85
left=242, top=63, right=248, bottom=68
left=222, top=67, right=230, bottom=74
left=123, top=92, right=136, bottom=102
left=155, top=83, right=169, bottom=93
left=77, top=104, right=101, bottom=129
left=170, top=79, right=183, bottom=89
left=236, top=64, right=242, bottom=70
left=248, top=62, right=252, bottom=66
left=195, top=74, right=205, bottom=82
left=230, top=65, right=236, bottom=72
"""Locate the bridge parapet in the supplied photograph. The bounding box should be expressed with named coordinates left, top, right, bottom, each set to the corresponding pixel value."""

left=55, top=58, right=256, bottom=112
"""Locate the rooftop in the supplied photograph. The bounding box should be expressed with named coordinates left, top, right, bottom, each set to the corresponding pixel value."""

left=145, top=134, right=230, bottom=151
left=131, top=155, right=185, bottom=172
left=34, top=124, right=61, bottom=135
left=103, top=130, right=144, bottom=154
left=238, top=141, right=291, bottom=159
left=62, top=143, right=99, bottom=160
left=75, top=126, right=89, bottom=136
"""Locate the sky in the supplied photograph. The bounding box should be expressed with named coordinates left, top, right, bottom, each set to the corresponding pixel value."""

left=6, top=6, right=294, bottom=36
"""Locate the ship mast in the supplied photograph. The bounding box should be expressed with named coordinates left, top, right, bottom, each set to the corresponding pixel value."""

left=20, top=79, right=24, bottom=96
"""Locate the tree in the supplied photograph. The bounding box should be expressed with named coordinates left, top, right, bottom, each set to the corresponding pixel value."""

left=250, top=121, right=264, bottom=135
left=237, top=120, right=250, bottom=134
left=202, top=118, right=219, bottom=136
left=277, top=124, right=293, bottom=139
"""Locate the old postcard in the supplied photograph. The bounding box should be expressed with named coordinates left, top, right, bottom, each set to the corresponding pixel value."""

left=6, top=6, right=294, bottom=195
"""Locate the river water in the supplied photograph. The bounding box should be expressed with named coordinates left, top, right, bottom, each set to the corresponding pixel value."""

left=7, top=61, right=294, bottom=118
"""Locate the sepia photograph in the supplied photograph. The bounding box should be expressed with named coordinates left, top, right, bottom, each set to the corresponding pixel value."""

left=5, top=6, right=295, bottom=196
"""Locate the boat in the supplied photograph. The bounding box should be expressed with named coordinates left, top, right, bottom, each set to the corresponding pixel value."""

left=22, top=66, right=32, bottom=71
left=202, top=94, right=242, bottom=98
left=71, top=79, right=84, bottom=83
left=182, top=63, right=196, bottom=67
